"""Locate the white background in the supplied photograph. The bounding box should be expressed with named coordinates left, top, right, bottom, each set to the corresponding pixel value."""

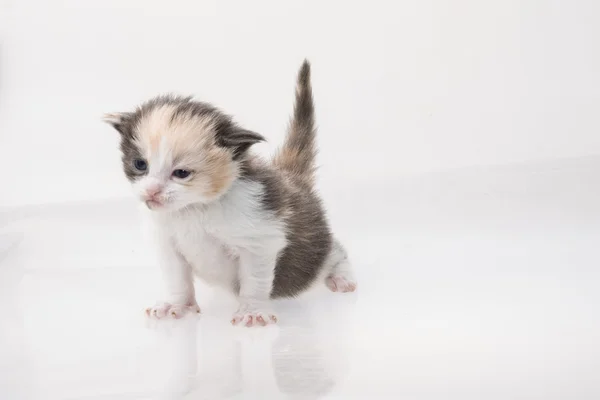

left=1, top=2, right=600, bottom=399
left=1, top=0, right=600, bottom=207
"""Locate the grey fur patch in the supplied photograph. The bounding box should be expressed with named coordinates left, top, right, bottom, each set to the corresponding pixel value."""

left=240, top=159, right=332, bottom=298
left=103, top=111, right=145, bottom=181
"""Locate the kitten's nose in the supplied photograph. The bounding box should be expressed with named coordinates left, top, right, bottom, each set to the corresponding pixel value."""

left=144, top=184, right=163, bottom=199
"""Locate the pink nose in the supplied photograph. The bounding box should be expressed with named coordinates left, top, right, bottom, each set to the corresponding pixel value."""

left=144, top=184, right=163, bottom=199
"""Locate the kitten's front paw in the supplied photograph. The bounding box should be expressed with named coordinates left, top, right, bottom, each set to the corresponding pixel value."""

left=145, top=301, right=201, bottom=319
left=231, top=307, right=278, bottom=327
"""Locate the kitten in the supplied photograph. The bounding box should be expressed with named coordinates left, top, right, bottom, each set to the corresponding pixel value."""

left=104, top=60, right=356, bottom=327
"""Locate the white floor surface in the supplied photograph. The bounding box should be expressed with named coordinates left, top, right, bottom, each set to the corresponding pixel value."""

left=1, top=156, right=599, bottom=400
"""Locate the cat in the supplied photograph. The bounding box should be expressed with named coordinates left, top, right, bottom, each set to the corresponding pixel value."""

left=104, top=60, right=356, bottom=327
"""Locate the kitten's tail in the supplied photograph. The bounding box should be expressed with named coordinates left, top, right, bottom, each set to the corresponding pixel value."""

left=273, top=59, right=317, bottom=187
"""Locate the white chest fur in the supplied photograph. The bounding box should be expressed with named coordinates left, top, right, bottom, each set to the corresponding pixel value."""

left=149, top=179, right=287, bottom=292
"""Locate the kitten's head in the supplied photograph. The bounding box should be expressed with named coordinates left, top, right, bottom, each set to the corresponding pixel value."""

left=104, top=95, right=264, bottom=212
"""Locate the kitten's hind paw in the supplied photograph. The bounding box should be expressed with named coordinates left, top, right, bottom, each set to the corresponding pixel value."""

left=325, top=275, right=357, bottom=293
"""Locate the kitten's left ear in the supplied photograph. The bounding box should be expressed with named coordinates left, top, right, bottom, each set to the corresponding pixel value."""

left=219, top=128, right=265, bottom=159
left=102, top=112, right=133, bottom=136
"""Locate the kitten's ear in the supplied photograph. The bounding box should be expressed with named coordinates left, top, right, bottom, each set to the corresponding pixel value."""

left=102, top=112, right=133, bottom=135
left=219, top=128, right=265, bottom=159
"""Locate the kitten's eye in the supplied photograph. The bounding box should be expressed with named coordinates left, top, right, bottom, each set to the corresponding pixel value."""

left=134, top=159, right=148, bottom=171
left=172, top=169, right=191, bottom=179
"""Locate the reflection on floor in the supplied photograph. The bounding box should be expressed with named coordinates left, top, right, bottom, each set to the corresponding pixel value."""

left=1, top=156, right=600, bottom=399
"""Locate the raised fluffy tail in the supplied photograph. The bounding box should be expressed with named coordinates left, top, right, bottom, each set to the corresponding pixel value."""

left=273, top=59, right=317, bottom=186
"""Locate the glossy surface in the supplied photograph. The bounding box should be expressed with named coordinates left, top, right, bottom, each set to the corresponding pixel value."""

left=1, top=157, right=599, bottom=399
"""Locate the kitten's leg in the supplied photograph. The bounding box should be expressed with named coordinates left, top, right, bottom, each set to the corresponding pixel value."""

left=324, top=239, right=357, bottom=293
left=232, top=250, right=278, bottom=327
left=146, top=237, right=200, bottom=319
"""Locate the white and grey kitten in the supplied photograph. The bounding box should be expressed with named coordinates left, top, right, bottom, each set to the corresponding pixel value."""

left=104, top=61, right=356, bottom=327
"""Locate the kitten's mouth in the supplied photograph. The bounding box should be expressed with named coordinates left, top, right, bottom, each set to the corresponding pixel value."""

left=145, top=199, right=164, bottom=210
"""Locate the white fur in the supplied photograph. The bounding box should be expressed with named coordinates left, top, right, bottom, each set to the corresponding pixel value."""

left=146, top=178, right=286, bottom=324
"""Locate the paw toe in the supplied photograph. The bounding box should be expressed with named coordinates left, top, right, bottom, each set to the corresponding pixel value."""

left=232, top=311, right=278, bottom=327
